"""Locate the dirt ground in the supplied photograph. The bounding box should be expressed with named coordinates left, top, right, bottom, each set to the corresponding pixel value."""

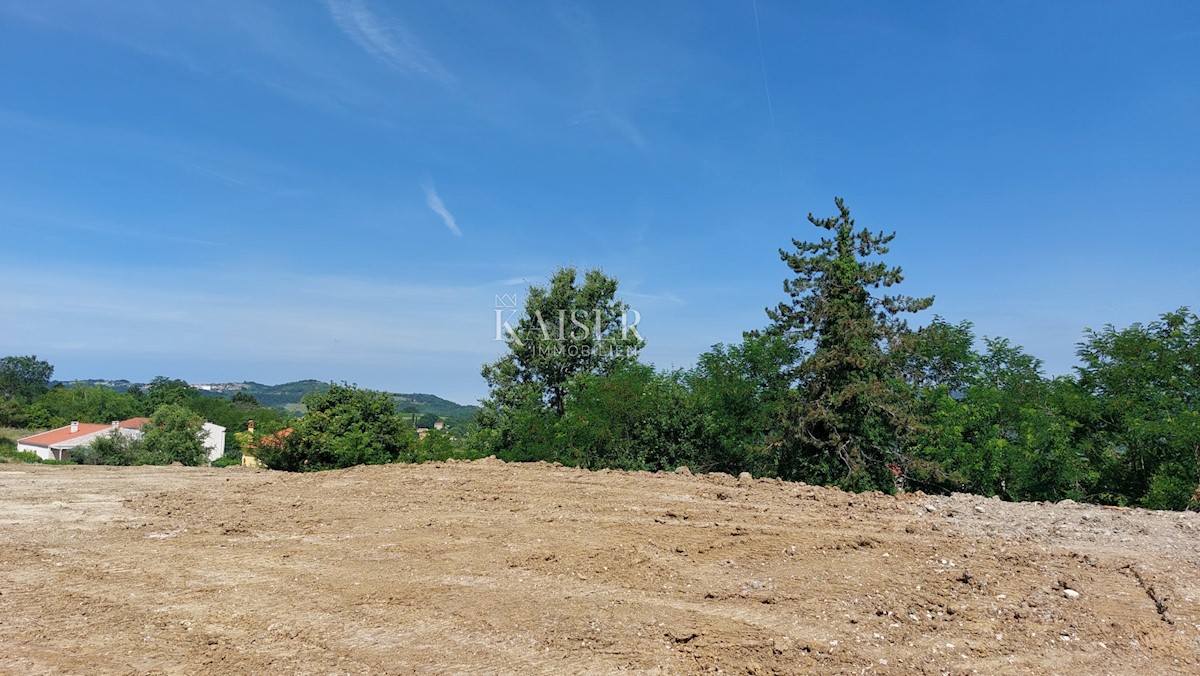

left=1, top=461, right=1197, bottom=675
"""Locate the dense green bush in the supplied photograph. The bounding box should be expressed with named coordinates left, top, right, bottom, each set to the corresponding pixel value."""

left=73, top=432, right=145, bottom=466
left=256, top=384, right=415, bottom=471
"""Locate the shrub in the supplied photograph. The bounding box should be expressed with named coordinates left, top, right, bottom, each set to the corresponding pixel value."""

left=73, top=432, right=145, bottom=466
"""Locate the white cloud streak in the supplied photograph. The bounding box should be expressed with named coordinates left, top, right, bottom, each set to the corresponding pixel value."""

left=421, top=181, right=463, bottom=237
left=324, top=0, right=454, bottom=85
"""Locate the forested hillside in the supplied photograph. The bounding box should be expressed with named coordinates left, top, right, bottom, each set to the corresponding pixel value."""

left=61, top=379, right=477, bottom=418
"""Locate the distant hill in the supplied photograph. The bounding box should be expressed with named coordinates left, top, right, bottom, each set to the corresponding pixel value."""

left=62, top=379, right=479, bottom=420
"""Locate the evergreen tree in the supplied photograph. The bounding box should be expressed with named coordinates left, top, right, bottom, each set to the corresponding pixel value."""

left=768, top=198, right=933, bottom=490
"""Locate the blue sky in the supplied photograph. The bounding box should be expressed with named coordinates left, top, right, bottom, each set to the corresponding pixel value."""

left=1, top=1, right=1197, bottom=405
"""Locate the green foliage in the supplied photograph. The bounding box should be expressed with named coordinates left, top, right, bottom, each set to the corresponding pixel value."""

left=35, top=385, right=143, bottom=429
left=687, top=331, right=799, bottom=475
left=74, top=431, right=146, bottom=466
left=0, top=355, right=54, bottom=403
left=895, top=317, right=978, bottom=392
left=231, top=391, right=259, bottom=406
left=413, top=427, right=477, bottom=463
left=479, top=267, right=647, bottom=463
left=483, top=267, right=645, bottom=420
left=141, top=404, right=208, bottom=466
left=555, top=363, right=697, bottom=471
left=1, top=430, right=41, bottom=463
left=2, top=449, right=42, bottom=463
left=211, top=456, right=242, bottom=468
left=145, top=377, right=200, bottom=410
left=768, top=198, right=933, bottom=491
left=259, top=383, right=414, bottom=471
left=0, top=399, right=30, bottom=427
left=909, top=334, right=1093, bottom=500
left=467, top=211, right=1194, bottom=511
left=1074, top=308, right=1200, bottom=507
left=415, top=412, right=440, bottom=429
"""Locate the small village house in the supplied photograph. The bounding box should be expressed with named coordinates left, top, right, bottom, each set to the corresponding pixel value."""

left=17, top=418, right=227, bottom=463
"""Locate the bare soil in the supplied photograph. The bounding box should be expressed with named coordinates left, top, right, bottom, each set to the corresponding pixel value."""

left=1, top=460, right=1198, bottom=674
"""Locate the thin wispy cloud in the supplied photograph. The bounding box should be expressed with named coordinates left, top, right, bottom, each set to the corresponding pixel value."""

left=325, top=0, right=454, bottom=85
left=422, top=181, right=463, bottom=237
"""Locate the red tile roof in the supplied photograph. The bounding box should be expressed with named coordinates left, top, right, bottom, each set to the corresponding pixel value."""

left=245, top=428, right=293, bottom=451
left=120, top=417, right=151, bottom=430
left=18, top=423, right=112, bottom=448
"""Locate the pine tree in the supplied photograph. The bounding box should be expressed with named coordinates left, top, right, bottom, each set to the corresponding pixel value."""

left=768, top=198, right=933, bottom=490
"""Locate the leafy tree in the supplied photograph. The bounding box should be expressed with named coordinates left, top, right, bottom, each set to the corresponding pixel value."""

left=74, top=431, right=145, bottom=466
left=1074, top=308, right=1200, bottom=508
left=261, top=383, right=414, bottom=471
left=415, top=412, right=440, bottom=429
left=413, top=426, right=462, bottom=462
left=894, top=317, right=978, bottom=393
left=554, top=362, right=696, bottom=471
left=479, top=267, right=645, bottom=457
left=0, top=399, right=29, bottom=428
left=0, top=355, right=54, bottom=403
left=231, top=391, right=260, bottom=406
left=687, top=331, right=800, bottom=475
left=767, top=198, right=933, bottom=490
left=144, top=377, right=199, bottom=411
left=34, top=385, right=142, bottom=428
left=482, top=267, right=644, bottom=419
left=909, top=336, right=1092, bottom=501
left=142, top=404, right=209, bottom=466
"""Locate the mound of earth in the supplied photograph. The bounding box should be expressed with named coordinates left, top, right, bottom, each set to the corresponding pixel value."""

left=1, top=461, right=1197, bottom=674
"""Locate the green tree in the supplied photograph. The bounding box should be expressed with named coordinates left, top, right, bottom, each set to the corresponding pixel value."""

left=144, top=377, right=199, bottom=411
left=894, top=317, right=978, bottom=393
left=0, top=399, right=29, bottom=427
left=484, top=267, right=644, bottom=417
left=261, top=383, right=414, bottom=471
left=1074, top=308, right=1200, bottom=508
left=687, top=331, right=800, bottom=475
left=34, top=385, right=142, bottom=428
left=0, top=355, right=54, bottom=403
left=479, top=267, right=644, bottom=455
left=909, top=336, right=1092, bottom=501
left=413, top=426, right=462, bottom=462
left=231, top=391, right=260, bottom=406
left=74, top=430, right=145, bottom=466
left=554, top=362, right=696, bottom=471
left=767, top=198, right=933, bottom=491
left=142, top=404, right=209, bottom=466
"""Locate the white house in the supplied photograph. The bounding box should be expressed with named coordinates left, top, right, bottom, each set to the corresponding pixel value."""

left=202, top=422, right=226, bottom=463
left=17, top=418, right=227, bottom=464
left=17, top=421, right=115, bottom=461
